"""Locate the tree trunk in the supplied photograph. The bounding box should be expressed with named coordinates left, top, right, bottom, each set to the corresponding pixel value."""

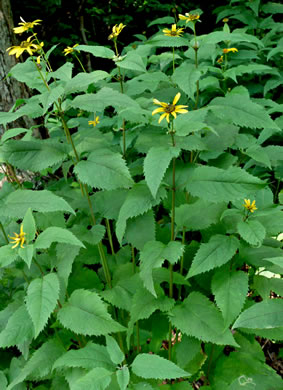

left=0, top=0, right=35, bottom=136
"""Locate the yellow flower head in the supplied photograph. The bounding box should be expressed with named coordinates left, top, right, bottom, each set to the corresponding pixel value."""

left=108, top=23, right=126, bottom=40
left=243, top=199, right=257, bottom=213
left=223, top=47, right=238, bottom=54
left=88, top=116, right=100, bottom=127
left=7, top=34, right=43, bottom=58
left=179, top=13, right=200, bottom=23
left=9, top=224, right=26, bottom=249
left=217, top=55, right=224, bottom=64
left=13, top=17, right=42, bottom=34
left=63, top=43, right=79, bottom=56
left=163, top=24, right=184, bottom=37
left=223, top=18, right=229, bottom=23
left=152, top=92, right=188, bottom=124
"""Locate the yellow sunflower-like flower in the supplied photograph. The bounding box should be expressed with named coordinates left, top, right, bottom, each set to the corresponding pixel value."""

left=179, top=13, right=200, bottom=23
left=223, top=18, right=229, bottom=23
left=163, top=24, right=184, bottom=37
left=6, top=34, right=43, bottom=58
left=8, top=224, right=26, bottom=249
left=152, top=92, right=188, bottom=124
left=243, top=199, right=257, bottom=213
left=63, top=43, right=79, bottom=56
left=108, top=23, right=126, bottom=40
left=88, top=116, right=100, bottom=127
left=13, top=17, right=42, bottom=34
left=223, top=47, right=238, bottom=54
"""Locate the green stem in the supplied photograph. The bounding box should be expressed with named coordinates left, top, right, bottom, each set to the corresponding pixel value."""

left=193, top=23, right=199, bottom=110
left=74, top=53, right=87, bottom=73
left=131, top=245, right=136, bottom=273
left=178, top=226, right=186, bottom=300
left=172, top=47, right=175, bottom=74
left=0, top=222, right=9, bottom=244
left=136, top=320, right=140, bottom=354
left=106, top=219, right=115, bottom=256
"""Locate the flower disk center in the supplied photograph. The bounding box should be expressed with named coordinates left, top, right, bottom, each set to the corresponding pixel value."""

left=165, top=104, right=175, bottom=113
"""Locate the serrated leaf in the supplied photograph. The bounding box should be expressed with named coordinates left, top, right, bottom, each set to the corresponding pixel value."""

left=170, top=292, right=238, bottom=346
left=187, top=235, right=239, bottom=278
left=53, top=342, right=115, bottom=371
left=74, top=149, right=133, bottom=190
left=51, top=62, right=73, bottom=81
left=39, top=85, right=64, bottom=114
left=71, top=367, right=112, bottom=390
left=106, top=336, right=124, bottom=365
left=22, top=208, right=36, bottom=242
left=92, top=189, right=128, bottom=220
left=212, top=268, right=249, bottom=328
left=116, top=366, right=130, bottom=390
left=148, top=35, right=190, bottom=47
left=140, top=241, right=184, bottom=296
left=172, top=63, right=201, bottom=100
left=125, top=210, right=155, bottom=250
left=0, top=245, right=19, bottom=267
left=0, top=372, right=7, bottom=389
left=57, top=289, right=126, bottom=336
left=0, top=127, right=29, bottom=142
left=237, top=219, right=266, bottom=246
left=0, top=306, right=34, bottom=348
left=132, top=354, right=190, bottom=379
left=1, top=190, right=75, bottom=218
left=233, top=299, right=283, bottom=330
left=25, top=273, right=60, bottom=337
left=18, top=244, right=34, bottom=268
left=76, top=45, right=115, bottom=58
left=224, top=64, right=277, bottom=83
left=119, top=52, right=146, bottom=73
left=144, top=146, right=180, bottom=197
left=64, top=71, right=109, bottom=94
left=2, top=140, right=68, bottom=171
left=35, top=227, right=85, bottom=249
left=244, top=144, right=271, bottom=169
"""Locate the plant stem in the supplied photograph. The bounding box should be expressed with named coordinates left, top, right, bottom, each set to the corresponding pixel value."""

left=178, top=226, right=186, bottom=300
left=193, top=23, right=199, bottom=110
left=131, top=245, right=136, bottom=273
left=106, top=219, right=115, bottom=256
left=74, top=54, right=87, bottom=73
left=172, top=47, right=175, bottom=74
left=0, top=221, right=9, bottom=244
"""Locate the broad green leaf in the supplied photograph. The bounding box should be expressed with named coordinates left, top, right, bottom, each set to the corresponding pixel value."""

left=224, top=64, right=277, bottom=83
left=0, top=127, right=29, bottom=142
left=92, top=189, right=128, bottom=220
left=0, top=245, right=19, bottom=267
left=170, top=292, right=238, bottom=346
left=39, top=85, right=64, bottom=114
left=172, top=63, right=201, bottom=100
left=76, top=44, right=115, bottom=58
left=0, top=306, right=34, bottom=348
left=262, top=2, right=283, bottom=13
left=74, top=149, right=133, bottom=190
left=175, top=335, right=204, bottom=375
left=116, top=366, right=130, bottom=390
left=186, top=166, right=265, bottom=202
left=64, top=70, right=109, bottom=94
left=254, top=275, right=283, bottom=300
left=53, top=342, right=115, bottom=371
left=233, top=299, right=283, bottom=330
left=125, top=210, right=155, bottom=250
left=199, top=31, right=263, bottom=47
left=6, top=339, right=65, bottom=390
left=1, top=140, right=68, bottom=171
left=148, top=35, right=190, bottom=47
left=244, top=144, right=271, bottom=169
left=119, top=52, right=146, bottom=73
left=144, top=145, right=180, bottom=197
left=140, top=241, right=184, bottom=296
left=237, top=219, right=266, bottom=246
left=148, top=16, right=175, bottom=26
left=126, top=71, right=168, bottom=96
left=174, top=108, right=208, bottom=136
left=22, top=208, right=36, bottom=242
left=57, top=289, right=126, bottom=336
left=0, top=372, right=7, bottom=389
left=71, top=367, right=112, bottom=390
left=18, top=244, right=34, bottom=268
left=25, top=273, right=60, bottom=337
left=116, top=182, right=166, bottom=243
left=209, top=95, right=278, bottom=130
left=35, top=227, right=85, bottom=249
left=187, top=235, right=239, bottom=278
left=51, top=62, right=73, bottom=81
left=1, top=189, right=75, bottom=218
left=212, top=268, right=249, bottom=328
left=106, top=335, right=124, bottom=365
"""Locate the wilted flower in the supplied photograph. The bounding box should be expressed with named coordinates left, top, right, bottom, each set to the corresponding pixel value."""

left=179, top=13, right=200, bottom=23
left=223, top=47, right=238, bottom=54
left=88, top=116, right=100, bottom=127
left=13, top=17, right=42, bottom=34
left=217, top=55, right=224, bottom=64
left=9, top=224, right=26, bottom=249
left=152, top=92, right=188, bottom=124
left=108, top=23, right=126, bottom=40
left=7, top=34, right=43, bottom=58
left=243, top=199, right=257, bottom=213
left=63, top=43, right=79, bottom=56
left=163, top=24, right=184, bottom=37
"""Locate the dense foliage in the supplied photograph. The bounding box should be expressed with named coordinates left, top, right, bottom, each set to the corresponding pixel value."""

left=0, top=0, right=283, bottom=389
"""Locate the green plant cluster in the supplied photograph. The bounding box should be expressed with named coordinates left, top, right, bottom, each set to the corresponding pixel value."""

left=0, top=0, right=283, bottom=389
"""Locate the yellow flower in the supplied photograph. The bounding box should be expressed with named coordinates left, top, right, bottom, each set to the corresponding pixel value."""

left=13, top=17, right=42, bottom=34
left=243, top=199, right=257, bottom=213
left=217, top=55, right=224, bottom=64
left=223, top=18, right=229, bottom=23
left=163, top=24, right=184, bottom=37
left=179, top=13, right=200, bottom=23
left=6, top=35, right=43, bottom=58
left=108, top=23, right=126, bottom=40
left=8, top=224, right=26, bottom=249
left=88, top=116, right=100, bottom=127
left=63, top=43, right=79, bottom=56
left=152, top=92, right=188, bottom=124
left=223, top=48, right=238, bottom=54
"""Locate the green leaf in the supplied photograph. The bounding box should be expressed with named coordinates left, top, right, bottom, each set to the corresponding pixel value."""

left=71, top=367, right=113, bottom=390
left=116, top=366, right=130, bottom=390
left=233, top=299, right=283, bottom=330
left=186, top=166, right=265, bottom=202
left=2, top=140, right=68, bottom=171
left=1, top=189, right=75, bottom=218
left=92, top=189, right=128, bottom=220
left=74, top=149, right=133, bottom=190
left=187, top=235, right=239, bottom=278
left=244, top=144, right=272, bottom=169
left=76, top=44, right=115, bottom=58
left=22, top=208, right=36, bottom=242
left=212, top=268, right=249, bottom=328
left=170, top=292, right=238, bottom=346
left=262, top=2, right=283, bottom=13
left=25, top=273, right=60, bottom=337
left=18, top=244, right=34, bottom=268
left=148, top=35, right=190, bottom=47
left=124, top=210, right=155, bottom=250
left=140, top=241, right=184, bottom=296
left=172, top=63, right=201, bottom=100
left=0, top=306, right=34, bottom=348
left=39, top=85, right=64, bottom=114
left=119, top=52, right=146, bottom=73
left=53, top=342, right=115, bottom=371
left=224, top=64, right=277, bottom=83
left=106, top=335, right=124, bottom=365
left=209, top=95, right=278, bottom=130
left=144, top=145, right=180, bottom=198
left=0, top=245, right=19, bottom=267
left=237, top=219, right=266, bottom=246
left=35, top=227, right=85, bottom=249
left=57, top=289, right=126, bottom=336
left=0, top=127, right=29, bottom=143
left=132, top=354, right=190, bottom=379
left=0, top=372, right=7, bottom=389
left=64, top=71, right=109, bottom=94
left=51, top=62, right=73, bottom=81
left=199, top=31, right=263, bottom=47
